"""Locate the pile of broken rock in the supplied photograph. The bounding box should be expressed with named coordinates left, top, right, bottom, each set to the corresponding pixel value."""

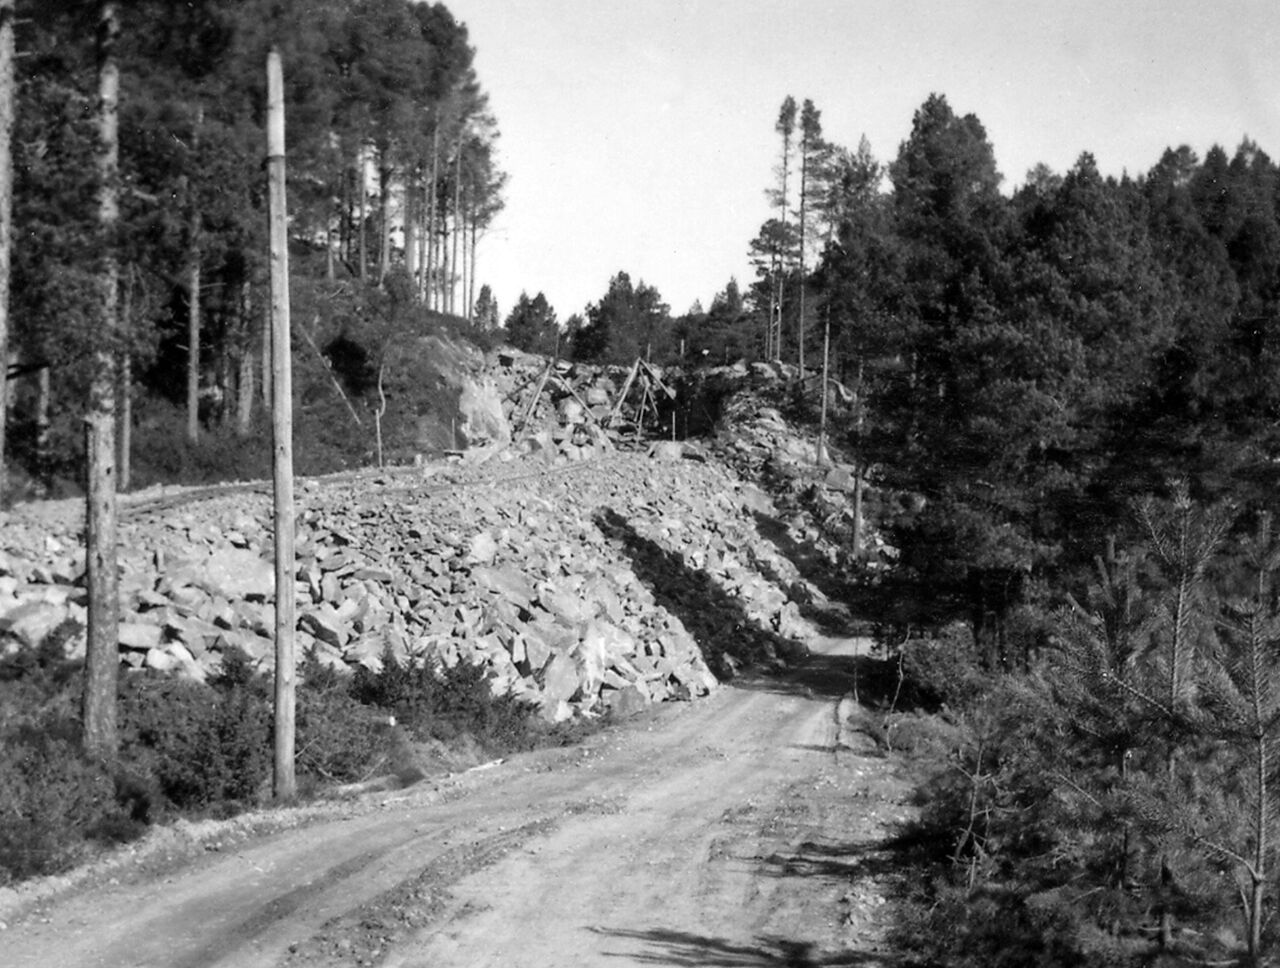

left=0, top=451, right=824, bottom=722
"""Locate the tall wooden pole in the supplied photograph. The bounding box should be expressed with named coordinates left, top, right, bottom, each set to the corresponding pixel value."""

left=266, top=48, right=296, bottom=801
left=83, top=0, right=120, bottom=760
left=0, top=0, right=13, bottom=500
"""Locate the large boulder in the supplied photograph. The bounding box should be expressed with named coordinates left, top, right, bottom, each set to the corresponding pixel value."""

left=457, top=377, right=511, bottom=450
left=0, top=600, right=68, bottom=650
left=194, top=548, right=275, bottom=600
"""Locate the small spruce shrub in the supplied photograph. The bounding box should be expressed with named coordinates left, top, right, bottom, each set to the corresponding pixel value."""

left=896, top=622, right=988, bottom=711
left=295, top=651, right=391, bottom=783
left=0, top=727, right=122, bottom=884
left=352, top=649, right=542, bottom=754
left=118, top=652, right=272, bottom=813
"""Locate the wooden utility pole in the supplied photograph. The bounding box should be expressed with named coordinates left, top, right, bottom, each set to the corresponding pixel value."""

left=0, top=0, right=13, bottom=500
left=266, top=48, right=296, bottom=801
left=83, top=0, right=120, bottom=760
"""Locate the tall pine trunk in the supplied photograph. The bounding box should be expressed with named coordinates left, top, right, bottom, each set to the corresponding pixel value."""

left=797, top=144, right=808, bottom=376
left=117, top=266, right=132, bottom=491
left=35, top=365, right=49, bottom=496
left=404, top=172, right=417, bottom=287
left=236, top=278, right=254, bottom=436
left=416, top=177, right=428, bottom=300
left=186, top=257, right=200, bottom=442
left=377, top=150, right=391, bottom=285
left=260, top=297, right=271, bottom=407
left=468, top=203, right=478, bottom=323
left=357, top=151, right=367, bottom=281
left=450, top=133, right=462, bottom=315
left=83, top=0, right=121, bottom=761
left=426, top=127, right=439, bottom=308
left=0, top=0, right=13, bottom=499
left=184, top=108, right=202, bottom=443
left=817, top=307, right=829, bottom=464
left=340, top=164, right=351, bottom=266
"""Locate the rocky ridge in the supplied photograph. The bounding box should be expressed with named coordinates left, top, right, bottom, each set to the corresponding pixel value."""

left=0, top=449, right=830, bottom=721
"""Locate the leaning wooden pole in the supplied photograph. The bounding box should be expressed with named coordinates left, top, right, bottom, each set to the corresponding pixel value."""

left=266, top=48, right=296, bottom=801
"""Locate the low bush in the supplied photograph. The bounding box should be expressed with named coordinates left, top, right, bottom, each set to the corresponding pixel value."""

left=352, top=649, right=543, bottom=754
left=118, top=663, right=272, bottom=814
left=295, top=651, right=392, bottom=783
left=0, top=637, right=593, bottom=885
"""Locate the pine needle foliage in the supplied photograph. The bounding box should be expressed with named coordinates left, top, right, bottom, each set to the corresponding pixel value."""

left=1045, top=492, right=1280, bottom=964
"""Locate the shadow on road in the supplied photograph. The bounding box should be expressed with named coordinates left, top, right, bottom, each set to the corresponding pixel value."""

left=762, top=839, right=907, bottom=883
left=594, top=505, right=912, bottom=713
left=749, top=510, right=860, bottom=634
left=591, top=927, right=900, bottom=966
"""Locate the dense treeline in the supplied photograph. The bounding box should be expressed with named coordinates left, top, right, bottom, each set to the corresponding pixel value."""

left=735, top=94, right=1280, bottom=965
left=683, top=94, right=1280, bottom=659
left=2, top=0, right=505, bottom=498
left=562, top=92, right=1280, bottom=661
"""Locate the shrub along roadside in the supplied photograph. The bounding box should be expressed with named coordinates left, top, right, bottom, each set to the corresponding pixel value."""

left=0, top=641, right=590, bottom=886
left=877, top=493, right=1280, bottom=967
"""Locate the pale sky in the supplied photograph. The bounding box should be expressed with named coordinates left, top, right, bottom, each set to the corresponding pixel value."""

left=447, top=0, right=1280, bottom=321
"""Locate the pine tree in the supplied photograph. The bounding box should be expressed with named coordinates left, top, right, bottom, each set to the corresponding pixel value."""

left=766, top=96, right=796, bottom=360
left=473, top=283, right=499, bottom=331
left=503, top=291, right=558, bottom=356
left=795, top=98, right=826, bottom=376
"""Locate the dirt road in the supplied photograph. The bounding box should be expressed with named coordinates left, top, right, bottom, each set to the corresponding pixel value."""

left=5, top=638, right=913, bottom=968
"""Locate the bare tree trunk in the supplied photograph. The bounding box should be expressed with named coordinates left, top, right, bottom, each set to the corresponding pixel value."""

left=266, top=48, right=296, bottom=802
left=404, top=172, right=417, bottom=287
left=236, top=349, right=254, bottom=436
left=852, top=466, right=865, bottom=559
left=340, top=164, right=351, bottom=266
left=376, top=150, right=390, bottom=285
left=117, top=267, right=132, bottom=491
left=817, top=308, right=830, bottom=465
left=416, top=177, right=428, bottom=301
left=797, top=153, right=807, bottom=377
left=35, top=365, right=49, bottom=497
left=236, top=279, right=253, bottom=436
left=84, top=0, right=120, bottom=762
left=325, top=201, right=335, bottom=282
left=455, top=136, right=465, bottom=313
left=438, top=221, right=447, bottom=314
left=357, top=150, right=367, bottom=282
left=458, top=202, right=467, bottom=320
left=185, top=107, right=202, bottom=444
left=851, top=359, right=864, bottom=557
left=426, top=127, right=439, bottom=308
left=450, top=133, right=462, bottom=315
left=468, top=206, right=478, bottom=323
left=186, top=257, right=200, bottom=442
left=260, top=297, right=271, bottom=407
left=216, top=335, right=231, bottom=429
left=374, top=359, right=386, bottom=468
left=0, top=0, right=13, bottom=499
